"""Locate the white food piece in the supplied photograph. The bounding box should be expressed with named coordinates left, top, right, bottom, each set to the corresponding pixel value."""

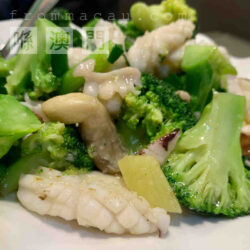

left=139, top=129, right=181, bottom=165
left=127, top=20, right=194, bottom=75
left=17, top=167, right=170, bottom=235
left=21, top=93, right=48, bottom=122
left=94, top=19, right=125, bottom=48
left=81, top=67, right=141, bottom=115
left=42, top=93, right=126, bottom=173
left=74, top=59, right=95, bottom=77
left=67, top=48, right=92, bottom=68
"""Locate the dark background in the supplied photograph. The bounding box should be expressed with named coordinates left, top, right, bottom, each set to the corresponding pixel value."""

left=0, top=0, right=249, bottom=40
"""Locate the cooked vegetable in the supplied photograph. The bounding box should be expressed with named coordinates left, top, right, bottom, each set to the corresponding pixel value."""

left=130, top=0, right=197, bottom=32
left=5, top=27, right=36, bottom=100
left=30, top=19, right=69, bottom=99
left=181, top=45, right=237, bottom=111
left=119, top=155, right=182, bottom=213
left=22, top=122, right=93, bottom=170
left=0, top=140, right=22, bottom=166
left=120, top=73, right=196, bottom=143
left=163, top=92, right=250, bottom=217
left=107, top=44, right=124, bottom=64
left=0, top=122, right=93, bottom=196
left=0, top=153, right=50, bottom=196
left=0, top=56, right=16, bottom=78
left=5, top=18, right=69, bottom=100
left=18, top=167, right=170, bottom=235
left=0, top=94, right=41, bottom=159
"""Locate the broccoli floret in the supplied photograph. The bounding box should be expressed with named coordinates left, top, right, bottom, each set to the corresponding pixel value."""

left=0, top=56, right=16, bottom=78
left=5, top=18, right=69, bottom=100
left=130, top=0, right=197, bottom=32
left=22, top=122, right=94, bottom=170
left=181, top=45, right=237, bottom=111
left=0, top=122, right=94, bottom=196
left=62, top=126, right=94, bottom=169
left=120, top=73, right=196, bottom=142
left=163, top=92, right=250, bottom=217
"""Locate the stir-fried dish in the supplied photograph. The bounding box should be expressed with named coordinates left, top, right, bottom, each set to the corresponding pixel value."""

left=0, top=0, right=250, bottom=236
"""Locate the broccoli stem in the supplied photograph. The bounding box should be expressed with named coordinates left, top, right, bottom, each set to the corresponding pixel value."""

left=164, top=92, right=250, bottom=216
left=5, top=28, right=37, bottom=99
left=181, top=45, right=237, bottom=111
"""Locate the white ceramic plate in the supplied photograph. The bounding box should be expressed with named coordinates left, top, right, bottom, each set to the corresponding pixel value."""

left=0, top=19, right=250, bottom=250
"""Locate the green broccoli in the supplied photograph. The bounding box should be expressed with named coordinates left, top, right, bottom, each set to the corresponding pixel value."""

left=0, top=56, right=16, bottom=78
left=163, top=92, right=250, bottom=217
left=21, top=122, right=93, bottom=170
left=181, top=45, right=237, bottom=111
left=0, top=94, right=41, bottom=159
left=130, top=0, right=197, bottom=32
left=0, top=122, right=94, bottom=196
left=119, top=73, right=196, bottom=146
left=5, top=18, right=69, bottom=100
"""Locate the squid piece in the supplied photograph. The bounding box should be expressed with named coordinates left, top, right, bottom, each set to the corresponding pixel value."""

left=127, top=20, right=195, bottom=75
left=17, top=167, right=170, bottom=235
left=78, top=67, right=141, bottom=116
left=67, top=48, right=92, bottom=68
left=138, top=129, right=181, bottom=165
left=42, top=93, right=126, bottom=173
left=94, top=19, right=125, bottom=49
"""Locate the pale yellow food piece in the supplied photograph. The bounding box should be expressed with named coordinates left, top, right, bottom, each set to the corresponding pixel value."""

left=119, top=155, right=182, bottom=214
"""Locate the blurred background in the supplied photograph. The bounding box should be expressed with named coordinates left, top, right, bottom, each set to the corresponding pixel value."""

left=0, top=0, right=249, bottom=56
